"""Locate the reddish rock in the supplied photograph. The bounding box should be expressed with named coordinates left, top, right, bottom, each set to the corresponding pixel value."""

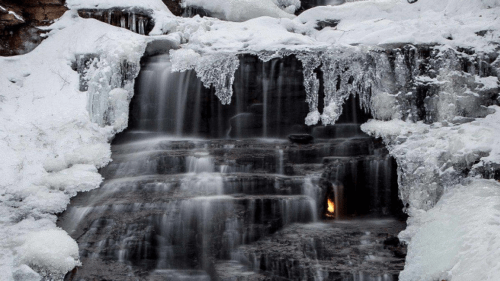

left=162, top=0, right=183, bottom=16
left=0, top=0, right=67, bottom=56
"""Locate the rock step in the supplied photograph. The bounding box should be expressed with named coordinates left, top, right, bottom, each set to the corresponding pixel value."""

left=234, top=220, right=407, bottom=281
left=72, top=173, right=322, bottom=206
left=110, top=135, right=379, bottom=157
left=102, top=138, right=385, bottom=179
left=60, top=196, right=318, bottom=270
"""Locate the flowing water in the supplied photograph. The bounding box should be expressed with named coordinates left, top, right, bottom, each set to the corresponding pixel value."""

left=60, top=54, right=406, bottom=281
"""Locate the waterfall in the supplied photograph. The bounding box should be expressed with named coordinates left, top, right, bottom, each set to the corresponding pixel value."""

left=59, top=53, right=406, bottom=281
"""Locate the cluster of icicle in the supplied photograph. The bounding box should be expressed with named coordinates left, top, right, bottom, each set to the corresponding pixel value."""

left=82, top=52, right=142, bottom=132
left=174, top=47, right=411, bottom=125
left=171, top=50, right=240, bottom=105
left=172, top=45, right=497, bottom=128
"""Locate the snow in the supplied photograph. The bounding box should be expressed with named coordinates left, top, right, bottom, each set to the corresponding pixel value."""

left=298, top=0, right=500, bottom=51
left=362, top=106, right=500, bottom=280
left=399, top=179, right=500, bottom=281
left=0, top=10, right=149, bottom=280
left=181, top=0, right=297, bottom=22
left=20, top=229, right=80, bottom=276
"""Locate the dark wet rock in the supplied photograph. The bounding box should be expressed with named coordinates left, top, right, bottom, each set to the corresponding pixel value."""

left=475, top=30, right=491, bottom=37
left=234, top=220, right=407, bottom=280
left=182, top=6, right=212, bottom=18
left=315, top=19, right=340, bottom=31
left=288, top=134, right=314, bottom=144
left=297, top=0, right=345, bottom=14
left=162, top=0, right=183, bottom=16
left=144, top=38, right=180, bottom=56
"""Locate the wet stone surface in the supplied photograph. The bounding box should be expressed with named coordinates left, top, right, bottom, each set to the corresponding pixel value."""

left=233, top=220, right=407, bottom=281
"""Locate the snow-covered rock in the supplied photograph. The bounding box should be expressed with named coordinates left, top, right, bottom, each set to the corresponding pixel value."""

left=181, top=0, right=297, bottom=22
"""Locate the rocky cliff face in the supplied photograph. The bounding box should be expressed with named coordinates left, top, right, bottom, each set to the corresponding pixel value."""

left=162, top=0, right=183, bottom=16
left=0, top=0, right=67, bottom=56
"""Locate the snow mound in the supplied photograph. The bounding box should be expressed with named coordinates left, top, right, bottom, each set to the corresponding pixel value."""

left=20, top=229, right=80, bottom=276
left=399, top=179, right=500, bottom=281
left=298, top=0, right=500, bottom=51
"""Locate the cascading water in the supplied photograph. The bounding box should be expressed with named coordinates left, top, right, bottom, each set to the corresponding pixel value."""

left=59, top=53, right=406, bottom=280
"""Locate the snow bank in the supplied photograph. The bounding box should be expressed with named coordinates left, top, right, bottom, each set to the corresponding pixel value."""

left=20, top=229, right=80, bottom=275
left=0, top=9, right=150, bottom=280
left=399, top=179, right=500, bottom=281
left=298, top=0, right=500, bottom=51
left=181, top=0, right=296, bottom=22
left=157, top=0, right=500, bottom=56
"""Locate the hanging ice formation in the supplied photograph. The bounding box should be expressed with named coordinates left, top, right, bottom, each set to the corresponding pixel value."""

left=170, top=45, right=497, bottom=128
left=296, top=53, right=321, bottom=125
left=78, top=52, right=142, bottom=132
left=171, top=51, right=240, bottom=105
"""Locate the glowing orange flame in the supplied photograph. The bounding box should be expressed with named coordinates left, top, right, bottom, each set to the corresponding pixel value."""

left=326, top=198, right=335, bottom=218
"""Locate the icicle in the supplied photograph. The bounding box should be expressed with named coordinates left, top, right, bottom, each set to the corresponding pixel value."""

left=120, top=16, right=126, bottom=28
left=130, top=13, right=137, bottom=33
left=171, top=50, right=240, bottom=105
left=296, top=53, right=321, bottom=126
left=195, top=54, right=240, bottom=105
left=138, top=17, right=145, bottom=35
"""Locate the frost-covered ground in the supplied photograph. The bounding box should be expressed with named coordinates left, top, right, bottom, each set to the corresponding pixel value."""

left=0, top=0, right=499, bottom=280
